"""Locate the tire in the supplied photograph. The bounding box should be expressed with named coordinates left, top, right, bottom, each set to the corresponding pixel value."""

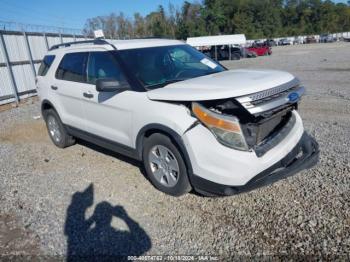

left=43, top=109, right=75, bottom=148
left=250, top=51, right=257, bottom=58
left=232, top=53, right=241, bottom=60
left=142, top=133, right=191, bottom=196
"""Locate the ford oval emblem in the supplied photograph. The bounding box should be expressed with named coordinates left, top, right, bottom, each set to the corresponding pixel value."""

left=288, top=92, right=299, bottom=102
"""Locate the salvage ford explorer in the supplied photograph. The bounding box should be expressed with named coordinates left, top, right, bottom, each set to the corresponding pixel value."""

left=36, top=38, right=319, bottom=196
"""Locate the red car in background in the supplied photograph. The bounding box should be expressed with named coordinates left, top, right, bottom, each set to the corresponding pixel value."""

left=247, top=43, right=272, bottom=56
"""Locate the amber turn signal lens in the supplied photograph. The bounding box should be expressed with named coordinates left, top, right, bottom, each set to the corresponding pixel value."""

left=192, top=102, right=249, bottom=151
left=192, top=102, right=241, bottom=133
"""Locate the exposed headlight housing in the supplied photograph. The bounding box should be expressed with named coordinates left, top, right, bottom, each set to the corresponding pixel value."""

left=192, top=102, right=249, bottom=151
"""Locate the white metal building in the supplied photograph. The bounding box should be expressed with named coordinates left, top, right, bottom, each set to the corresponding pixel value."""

left=186, top=34, right=246, bottom=47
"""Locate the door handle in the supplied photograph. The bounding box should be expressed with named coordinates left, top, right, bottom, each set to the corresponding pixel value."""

left=51, top=85, right=58, bottom=90
left=83, top=92, right=94, bottom=98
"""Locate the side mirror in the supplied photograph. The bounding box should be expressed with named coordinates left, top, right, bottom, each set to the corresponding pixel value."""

left=96, top=78, right=129, bottom=92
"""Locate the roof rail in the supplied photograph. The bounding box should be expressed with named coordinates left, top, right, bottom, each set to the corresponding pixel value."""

left=49, top=39, right=114, bottom=51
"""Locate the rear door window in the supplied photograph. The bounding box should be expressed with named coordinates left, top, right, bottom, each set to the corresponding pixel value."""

left=38, top=55, right=55, bottom=76
left=55, top=52, right=88, bottom=83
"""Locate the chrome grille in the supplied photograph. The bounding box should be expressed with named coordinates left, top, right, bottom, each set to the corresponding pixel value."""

left=250, top=85, right=300, bottom=106
left=235, top=78, right=304, bottom=115
left=248, top=78, right=300, bottom=101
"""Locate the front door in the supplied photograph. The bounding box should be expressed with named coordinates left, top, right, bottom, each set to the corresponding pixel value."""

left=80, top=51, right=133, bottom=147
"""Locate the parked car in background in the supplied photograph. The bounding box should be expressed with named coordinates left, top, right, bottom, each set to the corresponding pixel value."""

left=264, top=39, right=277, bottom=47
left=226, top=46, right=242, bottom=60
left=253, top=40, right=265, bottom=45
left=343, top=37, right=350, bottom=42
left=202, top=45, right=242, bottom=61
left=319, top=34, right=334, bottom=43
left=243, top=48, right=257, bottom=58
left=247, top=43, right=272, bottom=56
left=293, top=37, right=304, bottom=45
left=278, top=38, right=293, bottom=46
left=305, top=36, right=317, bottom=44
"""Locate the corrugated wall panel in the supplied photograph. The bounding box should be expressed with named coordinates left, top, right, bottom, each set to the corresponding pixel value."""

left=76, top=36, right=86, bottom=41
left=0, top=67, right=14, bottom=97
left=0, top=40, right=5, bottom=63
left=0, top=30, right=89, bottom=104
left=62, top=37, right=74, bottom=43
left=47, top=36, right=61, bottom=49
left=34, top=62, right=41, bottom=74
left=28, top=35, right=47, bottom=60
left=3, top=34, right=29, bottom=62
left=11, top=64, right=36, bottom=93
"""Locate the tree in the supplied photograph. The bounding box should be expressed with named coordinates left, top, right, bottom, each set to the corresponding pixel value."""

left=133, top=12, right=146, bottom=37
left=83, top=0, right=350, bottom=40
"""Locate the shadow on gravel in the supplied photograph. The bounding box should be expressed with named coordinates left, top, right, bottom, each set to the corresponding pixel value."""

left=77, top=139, right=207, bottom=197
left=64, top=184, right=152, bottom=261
left=77, top=139, right=148, bottom=179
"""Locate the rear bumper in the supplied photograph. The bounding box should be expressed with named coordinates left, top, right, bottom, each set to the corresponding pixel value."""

left=191, top=132, right=319, bottom=196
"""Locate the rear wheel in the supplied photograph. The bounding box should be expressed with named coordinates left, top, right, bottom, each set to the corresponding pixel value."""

left=43, top=109, right=75, bottom=148
left=142, top=133, right=191, bottom=196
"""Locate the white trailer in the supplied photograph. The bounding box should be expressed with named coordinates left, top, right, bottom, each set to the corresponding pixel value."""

left=186, top=34, right=246, bottom=47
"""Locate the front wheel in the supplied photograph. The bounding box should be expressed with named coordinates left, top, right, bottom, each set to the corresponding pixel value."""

left=142, top=133, right=191, bottom=196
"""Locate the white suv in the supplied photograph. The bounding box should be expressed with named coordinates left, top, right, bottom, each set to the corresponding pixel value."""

left=36, top=39, right=318, bottom=196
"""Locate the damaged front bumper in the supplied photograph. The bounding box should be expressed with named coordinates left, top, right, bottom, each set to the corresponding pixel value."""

left=190, top=132, right=319, bottom=196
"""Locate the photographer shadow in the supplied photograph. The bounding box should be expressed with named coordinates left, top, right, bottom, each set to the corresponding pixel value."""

left=64, top=184, right=151, bottom=261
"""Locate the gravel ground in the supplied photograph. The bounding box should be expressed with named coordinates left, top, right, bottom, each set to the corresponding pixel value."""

left=0, top=42, right=349, bottom=260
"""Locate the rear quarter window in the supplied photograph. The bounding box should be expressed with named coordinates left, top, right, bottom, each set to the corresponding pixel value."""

left=38, top=55, right=55, bottom=76
left=55, top=52, right=88, bottom=83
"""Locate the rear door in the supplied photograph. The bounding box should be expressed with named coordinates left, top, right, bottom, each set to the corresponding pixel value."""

left=37, top=55, right=56, bottom=100
left=51, top=52, right=88, bottom=128
left=80, top=51, right=134, bottom=146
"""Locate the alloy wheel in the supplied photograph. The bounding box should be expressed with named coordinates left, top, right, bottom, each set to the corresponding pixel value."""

left=148, top=145, right=180, bottom=187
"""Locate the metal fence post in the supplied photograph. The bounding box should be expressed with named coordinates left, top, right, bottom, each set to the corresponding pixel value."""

left=23, top=31, right=36, bottom=77
left=43, top=33, right=49, bottom=50
left=59, top=33, right=63, bottom=44
left=229, top=45, right=231, bottom=60
left=0, top=31, right=19, bottom=104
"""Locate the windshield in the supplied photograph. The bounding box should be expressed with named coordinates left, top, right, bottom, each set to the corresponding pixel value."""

left=117, top=45, right=225, bottom=89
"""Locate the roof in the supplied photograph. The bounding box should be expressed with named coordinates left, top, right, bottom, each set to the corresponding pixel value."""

left=186, top=34, right=246, bottom=47
left=48, top=38, right=185, bottom=54
left=109, top=38, right=185, bottom=50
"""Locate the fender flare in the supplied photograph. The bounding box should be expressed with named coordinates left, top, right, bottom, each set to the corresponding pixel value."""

left=135, top=124, right=193, bottom=176
left=41, top=99, right=57, bottom=117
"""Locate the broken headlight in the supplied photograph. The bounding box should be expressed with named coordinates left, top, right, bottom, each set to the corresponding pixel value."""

left=192, top=102, right=249, bottom=151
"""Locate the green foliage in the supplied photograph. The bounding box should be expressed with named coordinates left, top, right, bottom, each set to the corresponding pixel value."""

left=83, top=0, right=350, bottom=39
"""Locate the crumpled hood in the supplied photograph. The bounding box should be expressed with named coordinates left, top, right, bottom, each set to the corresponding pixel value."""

left=147, top=69, right=296, bottom=101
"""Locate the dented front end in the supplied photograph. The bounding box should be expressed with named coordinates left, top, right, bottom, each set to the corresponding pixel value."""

left=192, top=78, right=304, bottom=157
